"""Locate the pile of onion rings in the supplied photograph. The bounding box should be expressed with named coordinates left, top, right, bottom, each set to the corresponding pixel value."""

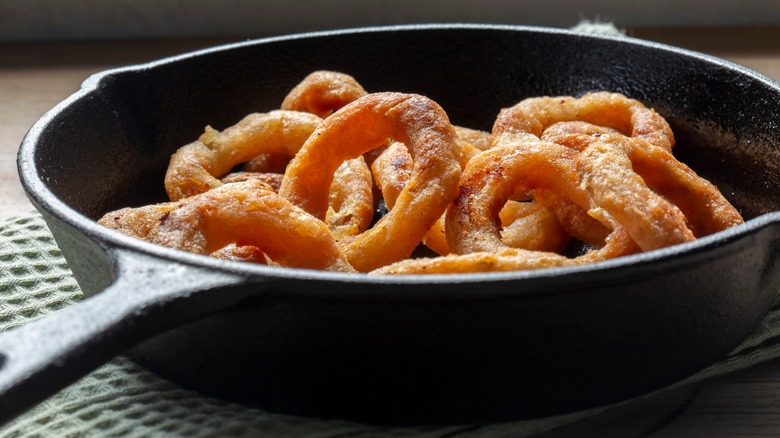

left=98, top=70, right=744, bottom=275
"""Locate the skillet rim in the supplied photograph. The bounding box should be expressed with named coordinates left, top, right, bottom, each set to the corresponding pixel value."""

left=16, top=23, right=780, bottom=289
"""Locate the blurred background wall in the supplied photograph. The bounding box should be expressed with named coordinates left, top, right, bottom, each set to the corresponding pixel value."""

left=2, top=0, right=779, bottom=42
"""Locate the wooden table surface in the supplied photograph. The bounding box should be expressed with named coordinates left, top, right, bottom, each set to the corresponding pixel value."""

left=2, top=26, right=780, bottom=436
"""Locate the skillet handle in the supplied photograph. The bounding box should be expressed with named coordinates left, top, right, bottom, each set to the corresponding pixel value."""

left=0, top=248, right=251, bottom=427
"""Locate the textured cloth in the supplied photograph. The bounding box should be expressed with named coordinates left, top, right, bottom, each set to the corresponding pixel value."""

left=2, top=212, right=780, bottom=437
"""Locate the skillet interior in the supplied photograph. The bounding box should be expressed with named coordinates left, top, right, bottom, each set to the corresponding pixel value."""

left=20, top=25, right=780, bottom=424
left=31, top=26, right=780, bottom=221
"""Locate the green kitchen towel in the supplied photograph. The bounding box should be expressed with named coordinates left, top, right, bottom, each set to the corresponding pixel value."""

left=2, top=212, right=780, bottom=438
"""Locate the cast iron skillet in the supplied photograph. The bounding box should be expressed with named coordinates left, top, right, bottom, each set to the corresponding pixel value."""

left=2, top=24, right=780, bottom=427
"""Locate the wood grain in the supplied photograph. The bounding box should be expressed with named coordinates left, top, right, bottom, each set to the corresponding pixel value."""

left=0, top=38, right=230, bottom=220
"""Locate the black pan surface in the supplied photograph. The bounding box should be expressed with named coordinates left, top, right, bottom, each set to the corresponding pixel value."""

left=3, top=24, right=780, bottom=426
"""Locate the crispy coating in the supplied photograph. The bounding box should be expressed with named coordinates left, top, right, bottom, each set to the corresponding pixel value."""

left=369, top=227, right=639, bottom=275
left=281, top=70, right=367, bottom=118
left=371, top=134, right=502, bottom=255
left=532, top=189, right=610, bottom=247
left=454, top=126, right=492, bottom=151
left=446, top=141, right=591, bottom=253
left=165, top=104, right=373, bottom=239
left=220, top=171, right=284, bottom=192
left=444, top=140, right=640, bottom=270
left=99, top=180, right=355, bottom=272
left=369, top=247, right=572, bottom=275
left=576, top=134, right=743, bottom=250
left=280, top=92, right=462, bottom=272
left=493, top=110, right=638, bottom=248
left=540, top=120, right=620, bottom=151
left=423, top=197, right=571, bottom=256
left=499, top=200, right=571, bottom=253
left=370, top=134, right=481, bottom=210
left=532, top=121, right=622, bottom=246
left=165, top=110, right=322, bottom=201
left=492, top=92, right=675, bottom=150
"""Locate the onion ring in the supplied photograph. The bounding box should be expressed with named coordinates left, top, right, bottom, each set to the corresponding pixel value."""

left=445, top=140, right=639, bottom=265
left=367, top=138, right=477, bottom=207
left=446, top=141, right=587, bottom=254
left=576, top=133, right=743, bottom=250
left=369, top=227, right=637, bottom=275
left=492, top=92, right=675, bottom=150
left=370, top=132, right=482, bottom=208
left=164, top=107, right=373, bottom=239
left=492, top=103, right=654, bottom=248
left=281, top=70, right=368, bottom=118
left=239, top=71, right=367, bottom=174
left=532, top=188, right=610, bottom=248
left=99, top=180, right=355, bottom=272
left=368, top=126, right=500, bottom=256
left=279, top=92, right=462, bottom=272
left=223, top=160, right=372, bottom=241
left=165, top=110, right=321, bottom=201
left=423, top=199, right=572, bottom=256
left=369, top=138, right=565, bottom=255
left=535, top=120, right=623, bottom=245
left=499, top=200, right=571, bottom=253
left=278, top=71, right=375, bottom=239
